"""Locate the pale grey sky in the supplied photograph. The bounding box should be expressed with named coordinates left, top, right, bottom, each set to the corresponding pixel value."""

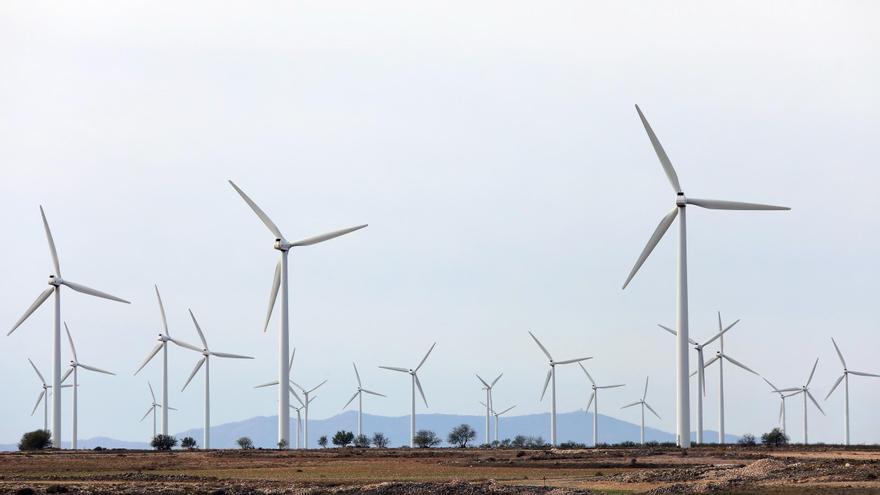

left=1, top=1, right=879, bottom=445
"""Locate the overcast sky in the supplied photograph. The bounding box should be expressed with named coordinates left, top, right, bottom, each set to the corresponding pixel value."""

left=1, top=1, right=879, bottom=445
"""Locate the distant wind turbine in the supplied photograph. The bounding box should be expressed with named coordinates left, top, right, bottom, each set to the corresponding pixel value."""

left=824, top=338, right=880, bottom=445
left=476, top=373, right=502, bottom=445
left=579, top=364, right=625, bottom=447
left=290, top=395, right=315, bottom=449
left=779, top=358, right=825, bottom=444
left=140, top=382, right=176, bottom=439
left=621, top=105, right=789, bottom=447
left=621, top=376, right=661, bottom=445
left=480, top=401, right=516, bottom=443
left=290, top=379, right=327, bottom=449
left=28, top=358, right=70, bottom=431
left=761, top=376, right=795, bottom=435
left=380, top=342, right=436, bottom=448
left=61, top=323, right=115, bottom=450
left=343, top=362, right=385, bottom=437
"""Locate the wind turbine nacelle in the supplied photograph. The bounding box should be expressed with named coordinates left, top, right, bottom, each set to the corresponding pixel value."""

left=273, top=239, right=289, bottom=251
left=48, top=275, right=61, bottom=286
left=676, top=192, right=687, bottom=206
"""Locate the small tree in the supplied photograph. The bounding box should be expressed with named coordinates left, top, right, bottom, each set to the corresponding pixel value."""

left=180, top=436, right=197, bottom=450
left=332, top=430, right=355, bottom=447
left=371, top=432, right=389, bottom=448
left=761, top=428, right=788, bottom=447
left=277, top=439, right=288, bottom=449
left=413, top=430, right=441, bottom=448
left=447, top=424, right=477, bottom=448
left=318, top=435, right=328, bottom=448
left=236, top=436, right=254, bottom=450
left=19, top=430, right=52, bottom=451
left=354, top=434, right=370, bottom=448
left=738, top=433, right=756, bottom=446
left=151, top=434, right=177, bottom=451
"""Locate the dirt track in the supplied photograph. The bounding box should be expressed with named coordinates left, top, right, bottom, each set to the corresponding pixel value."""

left=0, top=446, right=879, bottom=494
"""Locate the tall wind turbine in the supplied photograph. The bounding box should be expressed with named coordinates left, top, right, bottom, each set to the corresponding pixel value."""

left=528, top=331, right=591, bottom=446
left=61, top=323, right=115, bottom=450
left=476, top=373, right=502, bottom=445
left=290, top=379, right=326, bottom=448
left=580, top=364, right=625, bottom=447
left=621, top=105, right=789, bottom=448
left=9, top=206, right=130, bottom=447
left=134, top=286, right=200, bottom=436
left=229, top=180, right=366, bottom=448
left=621, top=376, right=661, bottom=445
left=180, top=309, right=254, bottom=449
left=782, top=358, right=825, bottom=444
left=140, top=382, right=176, bottom=439
left=824, top=338, right=880, bottom=446
left=379, top=342, right=436, bottom=448
left=699, top=314, right=758, bottom=444
left=28, top=358, right=69, bottom=431
left=659, top=314, right=740, bottom=443
left=343, top=362, right=385, bottom=437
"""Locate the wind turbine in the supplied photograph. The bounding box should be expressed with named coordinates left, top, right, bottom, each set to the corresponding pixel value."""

left=824, top=338, right=880, bottom=446
left=9, top=206, right=130, bottom=447
left=580, top=364, right=625, bottom=447
left=480, top=401, right=516, bottom=443
left=179, top=309, right=254, bottom=449
left=659, top=313, right=740, bottom=443
left=699, top=314, right=758, bottom=444
left=621, top=376, right=661, bottom=445
left=28, top=358, right=69, bottom=431
left=290, top=379, right=326, bottom=449
left=475, top=373, right=502, bottom=445
left=379, top=342, right=436, bottom=448
left=528, top=331, right=591, bottom=446
left=762, top=376, right=793, bottom=435
left=134, top=286, right=200, bottom=436
left=343, top=362, right=385, bottom=437
left=140, top=382, right=176, bottom=439
left=290, top=394, right=315, bottom=449
left=61, top=323, right=115, bottom=450
left=782, top=358, right=825, bottom=444
left=229, top=180, right=366, bottom=448
left=621, top=105, right=789, bottom=448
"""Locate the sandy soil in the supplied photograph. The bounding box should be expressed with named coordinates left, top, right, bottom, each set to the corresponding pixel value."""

left=0, top=445, right=878, bottom=494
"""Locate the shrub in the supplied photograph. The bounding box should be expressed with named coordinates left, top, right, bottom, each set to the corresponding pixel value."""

left=236, top=437, right=254, bottom=450
left=511, top=435, right=546, bottom=448
left=499, top=439, right=512, bottom=448
left=180, top=437, right=197, bottom=450
left=332, top=430, right=355, bottom=447
left=318, top=435, right=328, bottom=448
left=353, top=434, right=370, bottom=448
left=151, top=434, right=177, bottom=451
left=413, top=430, right=441, bottom=448
left=738, top=434, right=757, bottom=446
left=371, top=432, right=389, bottom=448
left=761, top=428, right=788, bottom=447
left=559, top=441, right=587, bottom=449
left=277, top=439, right=288, bottom=449
left=447, top=424, right=477, bottom=448
left=617, top=441, right=637, bottom=448
left=18, top=430, right=52, bottom=451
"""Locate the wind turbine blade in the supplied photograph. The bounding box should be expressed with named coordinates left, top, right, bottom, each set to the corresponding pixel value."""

left=254, top=380, right=279, bottom=388
left=379, top=366, right=409, bottom=373
left=599, top=384, right=626, bottom=389
left=475, top=374, right=490, bottom=388
left=165, top=406, right=179, bottom=411
left=288, top=348, right=296, bottom=372
left=181, top=357, right=206, bottom=392
left=288, top=385, right=304, bottom=406
left=361, top=388, right=385, bottom=397
left=497, top=405, right=516, bottom=416
left=31, top=390, right=46, bottom=416
left=28, top=358, right=47, bottom=384
left=540, top=369, right=552, bottom=400
left=578, top=362, right=595, bottom=385
left=586, top=391, right=595, bottom=411
left=686, top=198, right=790, bottom=211
left=491, top=373, right=503, bottom=387
left=140, top=406, right=154, bottom=422
left=528, top=331, right=554, bottom=361
left=64, top=323, right=78, bottom=362
left=830, top=338, right=847, bottom=369
left=806, top=390, right=825, bottom=415
left=779, top=401, right=784, bottom=424
left=644, top=402, right=661, bottom=419
left=634, top=105, right=681, bottom=193
left=155, top=285, right=169, bottom=335
left=39, top=206, right=62, bottom=276
left=643, top=376, right=649, bottom=401
left=721, top=353, right=758, bottom=375
left=703, top=355, right=720, bottom=369
left=78, top=363, right=115, bottom=375
left=148, top=382, right=156, bottom=403
left=61, top=367, right=73, bottom=383
left=773, top=388, right=802, bottom=393
left=848, top=371, right=880, bottom=378
left=210, top=351, right=254, bottom=359
left=135, top=343, right=163, bottom=375
left=824, top=374, right=845, bottom=400
left=415, top=342, right=436, bottom=372
left=289, top=380, right=306, bottom=392
left=414, top=374, right=428, bottom=408
left=188, top=309, right=209, bottom=350
left=8, top=288, right=54, bottom=336
left=228, top=180, right=284, bottom=239
left=288, top=224, right=368, bottom=247
left=783, top=391, right=803, bottom=399
left=622, top=208, right=678, bottom=289
left=308, top=380, right=328, bottom=394
left=342, top=391, right=359, bottom=409
left=621, top=401, right=640, bottom=409
left=762, top=376, right=780, bottom=392
left=352, top=362, right=362, bottom=387
left=263, top=261, right=281, bottom=333
left=658, top=324, right=698, bottom=345
left=168, top=337, right=203, bottom=353
left=62, top=280, right=129, bottom=304
left=806, top=358, right=819, bottom=387
left=698, top=352, right=706, bottom=396
left=702, top=319, right=741, bottom=347
left=556, top=357, right=592, bottom=365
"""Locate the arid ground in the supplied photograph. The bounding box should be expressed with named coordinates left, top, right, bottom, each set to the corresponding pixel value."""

left=1, top=446, right=879, bottom=494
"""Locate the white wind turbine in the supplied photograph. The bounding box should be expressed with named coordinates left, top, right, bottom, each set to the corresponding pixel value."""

left=580, top=364, right=625, bottom=447
left=780, top=358, right=825, bottom=444
left=134, top=286, right=201, bottom=436
left=476, top=373, right=502, bottom=445
left=290, top=395, right=316, bottom=449
left=9, top=206, right=130, bottom=447
left=480, top=401, right=516, bottom=443
left=699, top=314, right=758, bottom=444
left=528, top=331, right=592, bottom=446
left=343, top=362, right=386, bottom=437
left=824, top=338, right=880, bottom=446
left=379, top=342, right=436, bottom=448
left=621, top=376, right=661, bottom=445
left=290, top=379, right=327, bottom=449
left=140, top=382, right=176, bottom=439
left=229, top=180, right=366, bottom=448
left=179, top=309, right=254, bottom=449
left=762, top=376, right=793, bottom=435
left=659, top=313, right=740, bottom=443
left=621, top=105, right=789, bottom=448
left=28, top=358, right=70, bottom=431
left=61, top=323, right=115, bottom=450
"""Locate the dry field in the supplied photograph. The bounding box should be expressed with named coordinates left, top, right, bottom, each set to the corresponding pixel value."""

left=0, top=445, right=879, bottom=494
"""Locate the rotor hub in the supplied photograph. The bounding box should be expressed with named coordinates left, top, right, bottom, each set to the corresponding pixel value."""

left=273, top=239, right=289, bottom=251
left=48, top=275, right=61, bottom=286
left=676, top=192, right=687, bottom=207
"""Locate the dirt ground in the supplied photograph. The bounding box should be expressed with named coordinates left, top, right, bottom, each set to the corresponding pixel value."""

left=0, top=445, right=879, bottom=494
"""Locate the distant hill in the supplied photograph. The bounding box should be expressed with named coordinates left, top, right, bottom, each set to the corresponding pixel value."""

left=1, top=410, right=738, bottom=450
